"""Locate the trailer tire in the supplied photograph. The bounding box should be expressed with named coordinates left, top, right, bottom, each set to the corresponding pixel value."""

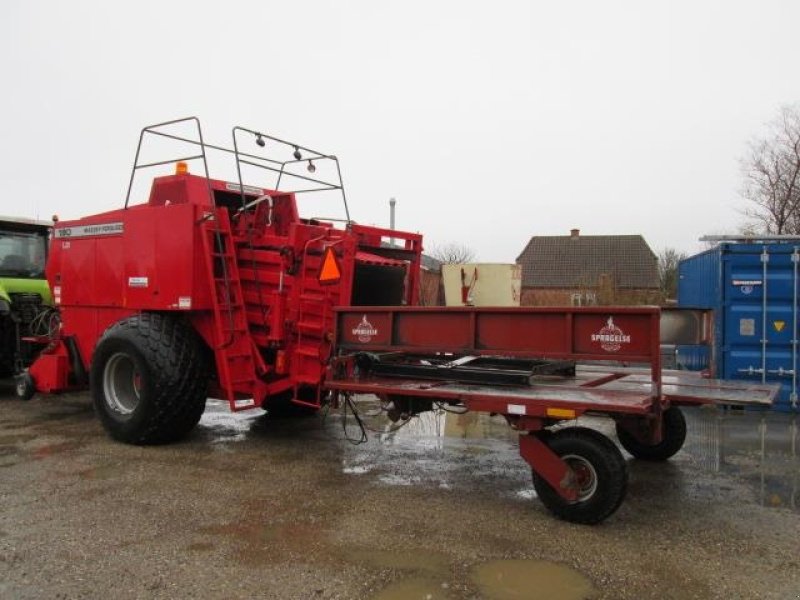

left=616, top=406, right=687, bottom=461
left=532, top=427, right=628, bottom=525
left=90, top=313, right=208, bottom=445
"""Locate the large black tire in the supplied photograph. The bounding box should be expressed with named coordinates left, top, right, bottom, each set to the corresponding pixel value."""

left=616, top=406, right=687, bottom=461
left=90, top=313, right=208, bottom=445
left=532, top=427, right=628, bottom=525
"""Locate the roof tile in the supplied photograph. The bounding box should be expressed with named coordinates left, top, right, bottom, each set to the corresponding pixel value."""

left=516, top=234, right=659, bottom=289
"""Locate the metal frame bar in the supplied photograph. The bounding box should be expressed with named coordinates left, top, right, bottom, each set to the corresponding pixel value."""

left=124, top=117, right=213, bottom=209
left=231, top=126, right=350, bottom=222
left=122, top=117, right=350, bottom=223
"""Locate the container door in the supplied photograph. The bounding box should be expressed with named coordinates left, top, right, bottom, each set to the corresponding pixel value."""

left=722, top=245, right=799, bottom=412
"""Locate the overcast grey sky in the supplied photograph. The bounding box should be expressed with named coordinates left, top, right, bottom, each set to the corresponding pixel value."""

left=2, top=0, right=799, bottom=261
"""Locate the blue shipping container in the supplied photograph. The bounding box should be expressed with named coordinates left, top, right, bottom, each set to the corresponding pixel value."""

left=678, top=242, right=800, bottom=412
left=675, top=344, right=710, bottom=371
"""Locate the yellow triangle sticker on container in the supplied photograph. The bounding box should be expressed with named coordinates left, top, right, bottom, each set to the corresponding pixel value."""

left=318, top=246, right=341, bottom=285
left=774, top=320, right=786, bottom=332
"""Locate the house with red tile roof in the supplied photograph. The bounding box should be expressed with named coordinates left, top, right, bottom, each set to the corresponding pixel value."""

left=516, top=229, right=660, bottom=306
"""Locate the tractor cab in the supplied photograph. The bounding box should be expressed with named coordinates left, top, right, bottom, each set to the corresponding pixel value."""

left=0, top=216, right=54, bottom=377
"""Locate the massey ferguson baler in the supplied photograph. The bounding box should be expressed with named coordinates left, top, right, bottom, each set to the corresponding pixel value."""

left=18, top=118, right=778, bottom=524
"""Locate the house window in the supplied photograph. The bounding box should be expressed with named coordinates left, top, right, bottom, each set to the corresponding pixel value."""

left=571, top=292, right=597, bottom=307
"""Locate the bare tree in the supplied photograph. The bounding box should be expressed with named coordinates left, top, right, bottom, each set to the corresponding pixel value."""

left=428, top=242, right=476, bottom=264
left=741, top=104, right=800, bottom=234
left=658, top=247, right=687, bottom=301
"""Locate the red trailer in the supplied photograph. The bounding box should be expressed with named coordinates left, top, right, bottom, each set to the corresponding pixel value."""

left=19, top=118, right=778, bottom=524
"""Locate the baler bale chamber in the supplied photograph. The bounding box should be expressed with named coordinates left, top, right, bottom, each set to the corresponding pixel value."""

left=19, top=118, right=780, bottom=525
left=25, top=117, right=423, bottom=436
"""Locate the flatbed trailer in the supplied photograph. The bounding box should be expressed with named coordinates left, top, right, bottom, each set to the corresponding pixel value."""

left=325, top=306, right=778, bottom=523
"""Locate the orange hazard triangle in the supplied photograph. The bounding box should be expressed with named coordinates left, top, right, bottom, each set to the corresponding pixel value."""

left=774, top=320, right=786, bottom=332
left=318, top=247, right=341, bottom=284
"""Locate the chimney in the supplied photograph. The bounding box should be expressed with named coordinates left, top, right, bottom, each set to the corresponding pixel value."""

left=389, top=197, right=396, bottom=246
left=570, top=228, right=580, bottom=239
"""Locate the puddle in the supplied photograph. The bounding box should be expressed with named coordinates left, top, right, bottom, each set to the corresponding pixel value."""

left=355, top=404, right=517, bottom=444
left=373, top=578, right=451, bottom=600
left=472, top=559, right=595, bottom=600
left=198, top=402, right=262, bottom=444
left=341, top=400, right=528, bottom=494
left=683, top=409, right=800, bottom=512
left=343, top=397, right=800, bottom=514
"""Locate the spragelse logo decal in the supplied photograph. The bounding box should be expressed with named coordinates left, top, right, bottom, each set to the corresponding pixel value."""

left=352, top=315, right=378, bottom=343
left=591, top=317, right=631, bottom=352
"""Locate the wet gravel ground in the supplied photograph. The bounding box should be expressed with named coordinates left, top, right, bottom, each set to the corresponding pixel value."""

left=1, top=383, right=799, bottom=599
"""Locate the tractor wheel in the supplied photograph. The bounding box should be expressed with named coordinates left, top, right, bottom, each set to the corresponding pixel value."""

left=15, top=371, right=35, bottom=401
left=532, top=427, right=628, bottom=525
left=616, top=406, right=687, bottom=461
left=90, top=313, right=208, bottom=445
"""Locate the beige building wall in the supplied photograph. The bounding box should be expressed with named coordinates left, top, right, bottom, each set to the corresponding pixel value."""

left=442, top=264, right=522, bottom=307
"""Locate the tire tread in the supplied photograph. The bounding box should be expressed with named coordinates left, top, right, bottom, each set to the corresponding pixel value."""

left=91, top=313, right=207, bottom=445
left=532, top=427, right=628, bottom=525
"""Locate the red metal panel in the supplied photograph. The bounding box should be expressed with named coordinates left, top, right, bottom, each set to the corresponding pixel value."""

left=395, top=312, right=473, bottom=349
left=519, top=434, right=577, bottom=501
left=335, top=306, right=661, bottom=364
left=475, top=312, right=568, bottom=354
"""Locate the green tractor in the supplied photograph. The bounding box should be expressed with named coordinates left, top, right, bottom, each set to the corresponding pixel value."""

left=0, top=216, right=55, bottom=391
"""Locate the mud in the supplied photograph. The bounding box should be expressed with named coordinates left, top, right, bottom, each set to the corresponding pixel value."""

left=0, top=382, right=799, bottom=599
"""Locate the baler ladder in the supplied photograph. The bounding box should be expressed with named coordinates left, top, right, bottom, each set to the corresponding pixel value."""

left=289, top=240, right=335, bottom=408
left=200, top=213, right=261, bottom=410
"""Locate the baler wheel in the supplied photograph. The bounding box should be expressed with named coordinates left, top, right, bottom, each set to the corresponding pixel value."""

left=90, top=313, right=208, bottom=445
left=14, top=371, right=35, bottom=401
left=616, top=406, right=687, bottom=462
left=532, top=427, right=628, bottom=525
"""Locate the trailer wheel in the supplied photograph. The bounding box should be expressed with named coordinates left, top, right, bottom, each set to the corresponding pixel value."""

left=90, top=313, right=208, bottom=445
left=616, top=406, right=687, bottom=461
left=15, top=372, right=35, bottom=401
left=532, top=427, right=628, bottom=525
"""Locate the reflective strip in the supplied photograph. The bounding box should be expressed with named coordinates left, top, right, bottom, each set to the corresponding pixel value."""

left=546, top=407, right=577, bottom=419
